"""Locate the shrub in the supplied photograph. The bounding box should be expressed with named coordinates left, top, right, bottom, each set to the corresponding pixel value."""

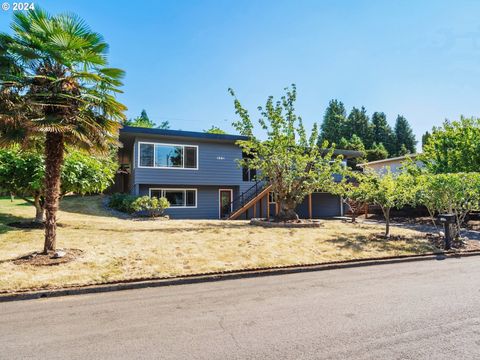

left=131, top=196, right=170, bottom=218
left=108, top=193, right=138, bottom=214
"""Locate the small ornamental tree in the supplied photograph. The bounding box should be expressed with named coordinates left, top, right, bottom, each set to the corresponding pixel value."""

left=230, top=85, right=342, bottom=221
left=0, top=148, right=117, bottom=222
left=333, top=171, right=369, bottom=223
left=361, top=169, right=415, bottom=237
left=415, top=172, right=480, bottom=239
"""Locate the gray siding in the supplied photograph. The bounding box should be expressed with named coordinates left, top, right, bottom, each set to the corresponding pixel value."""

left=139, top=184, right=237, bottom=219
left=296, top=193, right=343, bottom=218
left=118, top=133, right=347, bottom=219
left=133, top=137, right=253, bottom=188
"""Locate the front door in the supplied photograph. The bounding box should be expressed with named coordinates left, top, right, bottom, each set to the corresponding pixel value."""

left=219, top=189, right=233, bottom=218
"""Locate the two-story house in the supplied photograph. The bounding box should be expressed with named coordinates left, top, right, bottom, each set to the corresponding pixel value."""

left=114, top=126, right=361, bottom=220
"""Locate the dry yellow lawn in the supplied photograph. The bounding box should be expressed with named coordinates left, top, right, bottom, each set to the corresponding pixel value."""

left=0, top=195, right=438, bottom=292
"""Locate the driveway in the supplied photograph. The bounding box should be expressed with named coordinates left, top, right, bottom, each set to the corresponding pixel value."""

left=1, top=257, right=480, bottom=359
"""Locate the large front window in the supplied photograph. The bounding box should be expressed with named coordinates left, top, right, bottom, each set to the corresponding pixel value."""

left=139, top=142, right=198, bottom=169
left=150, top=189, right=197, bottom=208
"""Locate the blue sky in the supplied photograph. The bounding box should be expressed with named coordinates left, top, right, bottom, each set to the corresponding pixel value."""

left=1, top=0, right=479, bottom=144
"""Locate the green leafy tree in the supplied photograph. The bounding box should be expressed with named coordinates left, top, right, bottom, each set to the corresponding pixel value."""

left=345, top=107, right=373, bottom=148
left=415, top=172, right=480, bottom=239
left=0, top=148, right=117, bottom=222
left=126, top=109, right=156, bottom=128
left=0, top=147, right=44, bottom=222
left=204, top=126, right=227, bottom=134
left=420, top=117, right=480, bottom=173
left=0, top=9, right=126, bottom=253
left=230, top=85, right=342, bottom=221
left=394, top=115, right=417, bottom=155
left=319, top=99, right=347, bottom=145
left=338, top=134, right=366, bottom=168
left=371, top=112, right=395, bottom=155
left=361, top=169, right=415, bottom=237
left=366, top=142, right=388, bottom=162
left=421, top=131, right=431, bottom=151
left=332, top=171, right=369, bottom=223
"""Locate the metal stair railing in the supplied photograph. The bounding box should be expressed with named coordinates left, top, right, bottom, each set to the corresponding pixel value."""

left=224, top=180, right=265, bottom=217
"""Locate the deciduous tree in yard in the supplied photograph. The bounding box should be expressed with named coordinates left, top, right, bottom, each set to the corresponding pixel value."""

left=420, top=117, right=480, bottom=174
left=360, top=169, right=415, bottom=237
left=0, top=9, right=126, bottom=253
left=0, top=147, right=44, bottom=222
left=333, top=172, right=369, bottom=223
left=230, top=85, right=342, bottom=222
left=415, top=172, right=480, bottom=239
left=0, top=148, right=117, bottom=223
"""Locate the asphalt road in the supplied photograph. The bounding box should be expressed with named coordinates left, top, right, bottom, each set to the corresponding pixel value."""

left=1, top=257, right=480, bottom=360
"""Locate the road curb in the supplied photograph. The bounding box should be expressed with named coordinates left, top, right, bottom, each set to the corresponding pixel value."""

left=2, top=250, right=480, bottom=302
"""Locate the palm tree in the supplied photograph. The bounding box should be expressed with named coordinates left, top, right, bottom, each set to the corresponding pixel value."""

left=0, top=9, right=126, bottom=253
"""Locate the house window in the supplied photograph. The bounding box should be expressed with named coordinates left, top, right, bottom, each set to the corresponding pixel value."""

left=139, top=142, right=198, bottom=169
left=268, top=191, right=276, bottom=203
left=155, top=145, right=183, bottom=168
left=242, top=152, right=256, bottom=181
left=185, top=146, right=197, bottom=168
left=139, top=143, right=154, bottom=167
left=150, top=188, right=197, bottom=208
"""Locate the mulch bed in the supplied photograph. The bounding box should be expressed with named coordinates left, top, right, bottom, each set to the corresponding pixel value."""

left=7, top=222, right=64, bottom=229
left=250, top=218, right=322, bottom=228
left=13, top=249, right=83, bottom=266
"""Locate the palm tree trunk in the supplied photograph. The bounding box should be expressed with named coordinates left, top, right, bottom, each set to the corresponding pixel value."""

left=43, top=132, right=64, bottom=254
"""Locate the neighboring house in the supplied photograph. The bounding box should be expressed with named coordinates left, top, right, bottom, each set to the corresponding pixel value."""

left=113, top=126, right=362, bottom=219
left=357, top=154, right=422, bottom=174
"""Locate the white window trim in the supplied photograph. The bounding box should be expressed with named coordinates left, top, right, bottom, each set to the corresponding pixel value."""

left=218, top=189, right=233, bottom=219
left=149, top=188, right=198, bottom=209
left=138, top=141, right=199, bottom=170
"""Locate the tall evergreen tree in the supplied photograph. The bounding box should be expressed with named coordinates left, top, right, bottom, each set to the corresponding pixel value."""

left=421, top=131, right=431, bottom=150
left=371, top=112, right=395, bottom=156
left=345, top=107, right=373, bottom=148
left=319, top=99, right=347, bottom=146
left=366, top=142, right=389, bottom=161
left=394, top=115, right=417, bottom=155
left=126, top=109, right=156, bottom=128
left=338, top=134, right=366, bottom=168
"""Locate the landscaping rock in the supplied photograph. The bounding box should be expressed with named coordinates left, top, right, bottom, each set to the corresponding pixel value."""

left=53, top=250, right=66, bottom=259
